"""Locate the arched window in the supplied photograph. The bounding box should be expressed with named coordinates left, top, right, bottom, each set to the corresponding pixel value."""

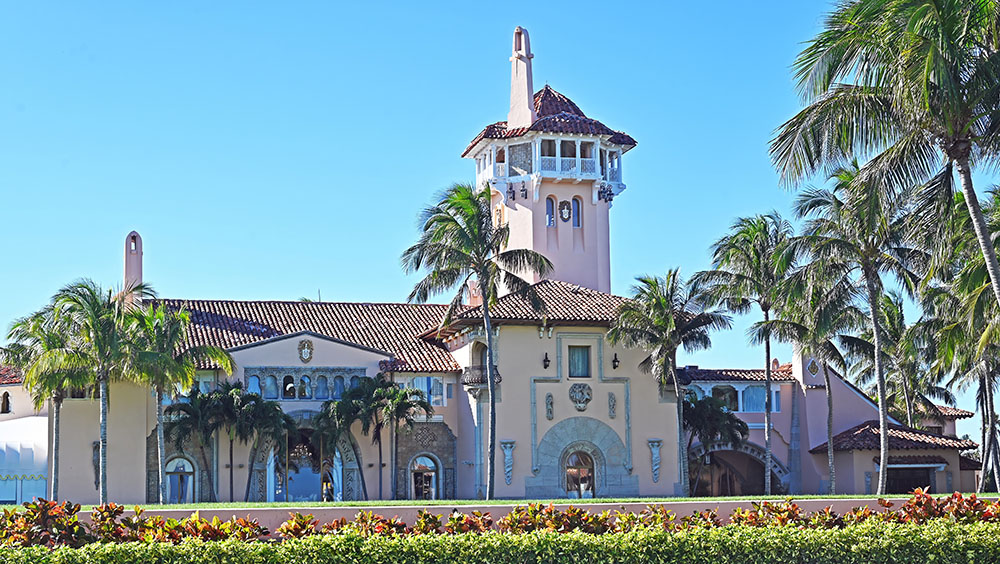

left=247, top=376, right=262, bottom=396
left=0, top=392, right=9, bottom=414
left=546, top=197, right=556, bottom=227
left=315, top=376, right=329, bottom=400
left=349, top=376, right=360, bottom=390
left=411, top=455, right=438, bottom=500
left=263, top=376, right=279, bottom=399
left=282, top=376, right=296, bottom=399
left=565, top=451, right=594, bottom=498
left=572, top=198, right=582, bottom=228
left=741, top=385, right=766, bottom=413
left=712, top=386, right=739, bottom=412
left=333, top=376, right=345, bottom=399
left=166, top=457, right=195, bottom=504
left=298, top=376, right=312, bottom=399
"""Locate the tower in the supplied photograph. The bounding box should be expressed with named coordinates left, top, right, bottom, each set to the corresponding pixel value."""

left=124, top=231, right=143, bottom=289
left=463, top=27, right=636, bottom=293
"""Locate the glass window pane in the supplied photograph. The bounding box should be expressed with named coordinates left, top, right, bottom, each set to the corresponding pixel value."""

left=742, top=386, right=766, bottom=412
left=568, top=346, right=590, bottom=378
left=247, top=376, right=261, bottom=396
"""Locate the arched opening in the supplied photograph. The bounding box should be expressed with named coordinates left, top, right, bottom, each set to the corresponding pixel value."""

left=315, top=376, right=329, bottom=400
left=263, top=376, right=279, bottom=399
left=247, top=376, right=261, bottom=396
left=711, top=385, right=738, bottom=412
left=282, top=376, right=296, bottom=399
left=165, top=457, right=195, bottom=504
left=410, top=454, right=438, bottom=500
left=571, top=197, right=582, bottom=228
left=546, top=197, right=556, bottom=227
left=333, top=376, right=345, bottom=399
left=0, top=392, right=9, bottom=414
left=298, top=376, right=312, bottom=399
left=564, top=451, right=595, bottom=499
left=275, top=428, right=345, bottom=502
left=689, top=449, right=786, bottom=497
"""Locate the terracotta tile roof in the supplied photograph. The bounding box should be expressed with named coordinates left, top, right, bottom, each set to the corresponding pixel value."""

left=961, top=455, right=982, bottom=471
left=934, top=404, right=975, bottom=420
left=156, top=299, right=460, bottom=373
left=810, top=420, right=978, bottom=453
left=462, top=87, right=636, bottom=157
left=0, top=365, right=22, bottom=386
left=446, top=279, right=629, bottom=328
left=681, top=363, right=795, bottom=383
left=873, top=455, right=950, bottom=465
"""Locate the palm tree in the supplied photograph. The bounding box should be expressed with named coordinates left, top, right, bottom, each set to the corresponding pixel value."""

left=28, top=279, right=154, bottom=503
left=164, top=387, right=220, bottom=502
left=242, top=395, right=294, bottom=502
left=342, top=375, right=394, bottom=499
left=211, top=381, right=252, bottom=502
left=607, top=269, right=731, bottom=497
left=792, top=163, right=923, bottom=494
left=695, top=212, right=795, bottom=494
left=1, top=308, right=90, bottom=501
left=401, top=183, right=552, bottom=500
left=382, top=383, right=433, bottom=499
left=129, top=303, right=234, bottom=504
left=683, top=395, right=749, bottom=496
left=754, top=263, right=862, bottom=494
left=315, top=398, right=369, bottom=500
left=771, top=0, right=1000, bottom=312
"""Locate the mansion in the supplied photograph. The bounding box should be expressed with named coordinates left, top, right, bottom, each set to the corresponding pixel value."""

left=0, top=27, right=980, bottom=505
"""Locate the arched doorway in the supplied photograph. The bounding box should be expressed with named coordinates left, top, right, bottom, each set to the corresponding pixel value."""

left=410, top=454, right=439, bottom=500
left=564, top=451, right=595, bottom=499
left=688, top=441, right=789, bottom=497
left=165, top=457, right=196, bottom=504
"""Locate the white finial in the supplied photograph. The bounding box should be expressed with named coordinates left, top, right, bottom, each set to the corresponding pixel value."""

left=507, top=26, right=538, bottom=129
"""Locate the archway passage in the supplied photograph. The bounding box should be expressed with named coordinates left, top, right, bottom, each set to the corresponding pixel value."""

left=690, top=450, right=785, bottom=497
left=274, top=428, right=343, bottom=502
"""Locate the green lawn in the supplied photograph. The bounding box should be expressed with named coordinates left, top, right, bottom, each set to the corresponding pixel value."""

left=3, top=493, right=974, bottom=513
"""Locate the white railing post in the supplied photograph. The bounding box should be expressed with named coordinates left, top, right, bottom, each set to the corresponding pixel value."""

left=575, top=140, right=581, bottom=177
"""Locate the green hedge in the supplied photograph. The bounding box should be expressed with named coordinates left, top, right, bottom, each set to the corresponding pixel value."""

left=2, top=521, right=999, bottom=564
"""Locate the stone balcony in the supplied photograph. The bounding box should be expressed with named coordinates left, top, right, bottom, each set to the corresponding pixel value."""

left=461, top=365, right=502, bottom=385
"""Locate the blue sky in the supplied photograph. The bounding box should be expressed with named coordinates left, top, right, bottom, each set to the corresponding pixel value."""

left=0, top=2, right=983, bottom=436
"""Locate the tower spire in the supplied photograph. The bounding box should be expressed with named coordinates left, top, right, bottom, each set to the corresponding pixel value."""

left=507, top=26, right=537, bottom=129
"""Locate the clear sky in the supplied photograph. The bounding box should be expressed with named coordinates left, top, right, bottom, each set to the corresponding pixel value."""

left=0, top=1, right=983, bottom=437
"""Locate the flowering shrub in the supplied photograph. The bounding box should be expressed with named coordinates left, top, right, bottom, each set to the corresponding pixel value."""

left=0, top=499, right=93, bottom=548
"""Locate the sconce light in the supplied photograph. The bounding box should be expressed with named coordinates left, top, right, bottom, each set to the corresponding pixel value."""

left=543, top=353, right=550, bottom=369
left=612, top=353, right=620, bottom=370
left=507, top=186, right=516, bottom=200
left=520, top=181, right=528, bottom=199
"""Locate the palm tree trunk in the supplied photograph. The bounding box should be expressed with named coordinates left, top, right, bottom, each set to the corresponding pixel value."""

left=482, top=300, right=498, bottom=500
left=99, top=374, right=109, bottom=504
left=156, top=388, right=167, bottom=504
left=862, top=267, right=889, bottom=495
left=670, top=354, right=689, bottom=497
left=763, top=310, right=773, bottom=496
left=988, top=380, right=1000, bottom=492
left=823, top=362, right=835, bottom=495
left=377, top=436, right=384, bottom=499
left=347, top=430, right=369, bottom=500
left=198, top=444, right=218, bottom=502
left=901, top=375, right=914, bottom=428
left=228, top=431, right=235, bottom=502
left=52, top=396, right=61, bottom=501
left=392, top=423, right=399, bottom=499
left=244, top=439, right=258, bottom=502
left=956, top=156, right=1000, bottom=307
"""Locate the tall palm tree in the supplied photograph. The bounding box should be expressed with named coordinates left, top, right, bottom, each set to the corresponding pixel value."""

left=164, top=387, right=220, bottom=502
left=754, top=263, right=862, bottom=494
left=28, top=279, right=153, bottom=504
left=129, top=303, right=234, bottom=504
left=1, top=308, right=90, bottom=501
left=401, top=183, right=552, bottom=500
left=695, top=212, right=795, bottom=494
left=315, top=398, right=369, bottom=500
left=771, top=0, right=1000, bottom=311
left=684, top=395, right=750, bottom=496
left=382, top=383, right=433, bottom=499
left=242, top=396, right=294, bottom=502
left=607, top=269, right=731, bottom=497
left=792, top=163, right=923, bottom=494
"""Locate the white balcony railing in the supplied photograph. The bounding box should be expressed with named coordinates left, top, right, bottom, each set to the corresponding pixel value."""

left=495, top=163, right=506, bottom=177
left=541, top=156, right=557, bottom=172
left=581, top=158, right=596, bottom=174
left=607, top=168, right=621, bottom=182
left=560, top=158, right=576, bottom=173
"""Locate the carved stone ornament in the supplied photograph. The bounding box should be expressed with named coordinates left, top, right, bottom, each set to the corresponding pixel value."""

left=545, top=393, right=554, bottom=420
left=608, top=392, right=617, bottom=419
left=648, top=439, right=663, bottom=483
left=298, top=339, right=314, bottom=364
left=414, top=427, right=437, bottom=448
left=501, top=441, right=516, bottom=485
left=807, top=358, right=819, bottom=376
left=558, top=200, right=572, bottom=222
left=568, top=383, right=592, bottom=412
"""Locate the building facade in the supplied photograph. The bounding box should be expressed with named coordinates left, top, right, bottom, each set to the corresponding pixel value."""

left=0, top=26, right=979, bottom=505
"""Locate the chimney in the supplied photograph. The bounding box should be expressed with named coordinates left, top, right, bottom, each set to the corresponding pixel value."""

left=466, top=279, right=483, bottom=307
left=507, top=26, right=538, bottom=129
left=124, top=231, right=143, bottom=291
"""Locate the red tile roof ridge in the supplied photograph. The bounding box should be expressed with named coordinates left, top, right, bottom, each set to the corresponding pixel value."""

left=158, top=298, right=448, bottom=308
left=0, top=365, right=23, bottom=386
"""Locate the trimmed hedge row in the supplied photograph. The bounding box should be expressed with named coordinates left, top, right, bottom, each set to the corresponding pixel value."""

left=2, top=521, right=1000, bottom=564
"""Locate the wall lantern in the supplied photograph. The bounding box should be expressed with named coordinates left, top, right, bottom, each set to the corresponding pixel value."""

left=507, top=186, right=516, bottom=200
left=543, top=352, right=550, bottom=369
left=612, top=353, right=620, bottom=370
left=520, top=181, right=528, bottom=199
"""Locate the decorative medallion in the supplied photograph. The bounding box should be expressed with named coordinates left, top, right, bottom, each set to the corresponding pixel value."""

left=298, top=339, right=314, bottom=364
left=807, top=358, right=819, bottom=376
left=414, top=427, right=437, bottom=448
left=558, top=200, right=572, bottom=222
left=568, top=383, right=592, bottom=412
